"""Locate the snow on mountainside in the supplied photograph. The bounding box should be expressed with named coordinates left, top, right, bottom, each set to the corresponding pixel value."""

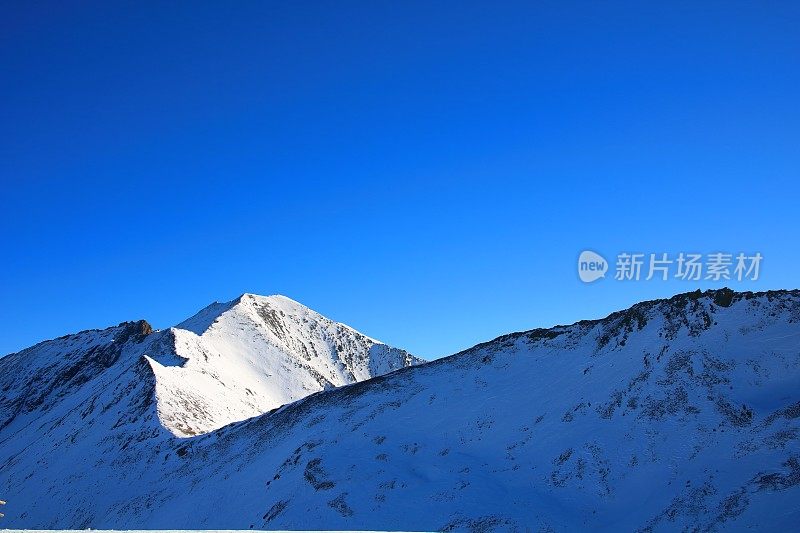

left=0, top=293, right=420, bottom=441
left=2, top=289, right=800, bottom=531
left=148, top=294, right=421, bottom=435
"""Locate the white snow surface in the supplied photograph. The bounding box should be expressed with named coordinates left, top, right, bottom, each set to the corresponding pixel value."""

left=130, top=294, right=418, bottom=436
left=1, top=289, right=800, bottom=531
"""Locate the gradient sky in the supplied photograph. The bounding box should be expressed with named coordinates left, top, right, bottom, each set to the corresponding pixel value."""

left=1, top=2, right=799, bottom=359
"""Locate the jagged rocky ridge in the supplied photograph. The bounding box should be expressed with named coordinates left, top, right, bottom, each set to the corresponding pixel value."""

left=1, top=289, right=799, bottom=531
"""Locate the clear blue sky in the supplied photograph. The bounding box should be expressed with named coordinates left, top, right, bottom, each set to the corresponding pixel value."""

left=1, top=2, right=798, bottom=359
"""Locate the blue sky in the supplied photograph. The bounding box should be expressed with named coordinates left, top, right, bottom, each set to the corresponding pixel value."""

left=1, top=2, right=799, bottom=359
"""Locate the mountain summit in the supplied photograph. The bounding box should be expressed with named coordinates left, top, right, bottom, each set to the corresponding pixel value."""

left=0, top=294, right=421, bottom=439
left=148, top=293, right=421, bottom=435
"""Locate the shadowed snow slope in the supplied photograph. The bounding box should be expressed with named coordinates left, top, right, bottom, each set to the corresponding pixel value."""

left=1, top=289, right=799, bottom=531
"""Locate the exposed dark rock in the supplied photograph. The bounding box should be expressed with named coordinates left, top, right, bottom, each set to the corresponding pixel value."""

left=713, top=288, right=735, bottom=308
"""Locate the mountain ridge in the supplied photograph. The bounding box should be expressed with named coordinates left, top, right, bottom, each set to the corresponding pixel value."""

left=455, top=287, right=800, bottom=359
left=0, top=294, right=422, bottom=439
left=2, top=288, right=799, bottom=530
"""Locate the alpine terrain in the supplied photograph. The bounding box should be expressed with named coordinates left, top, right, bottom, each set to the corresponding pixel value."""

left=1, top=289, right=799, bottom=531
left=0, top=293, right=420, bottom=437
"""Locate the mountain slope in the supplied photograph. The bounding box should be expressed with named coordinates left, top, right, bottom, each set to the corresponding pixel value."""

left=0, top=294, right=420, bottom=439
left=0, top=293, right=421, bottom=530
left=148, top=293, right=421, bottom=435
left=2, top=289, right=800, bottom=531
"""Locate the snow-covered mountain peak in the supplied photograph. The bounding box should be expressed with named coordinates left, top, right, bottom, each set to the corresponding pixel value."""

left=239, top=292, right=301, bottom=305
left=176, top=293, right=377, bottom=342
left=148, top=293, right=422, bottom=436
left=0, top=294, right=422, bottom=439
